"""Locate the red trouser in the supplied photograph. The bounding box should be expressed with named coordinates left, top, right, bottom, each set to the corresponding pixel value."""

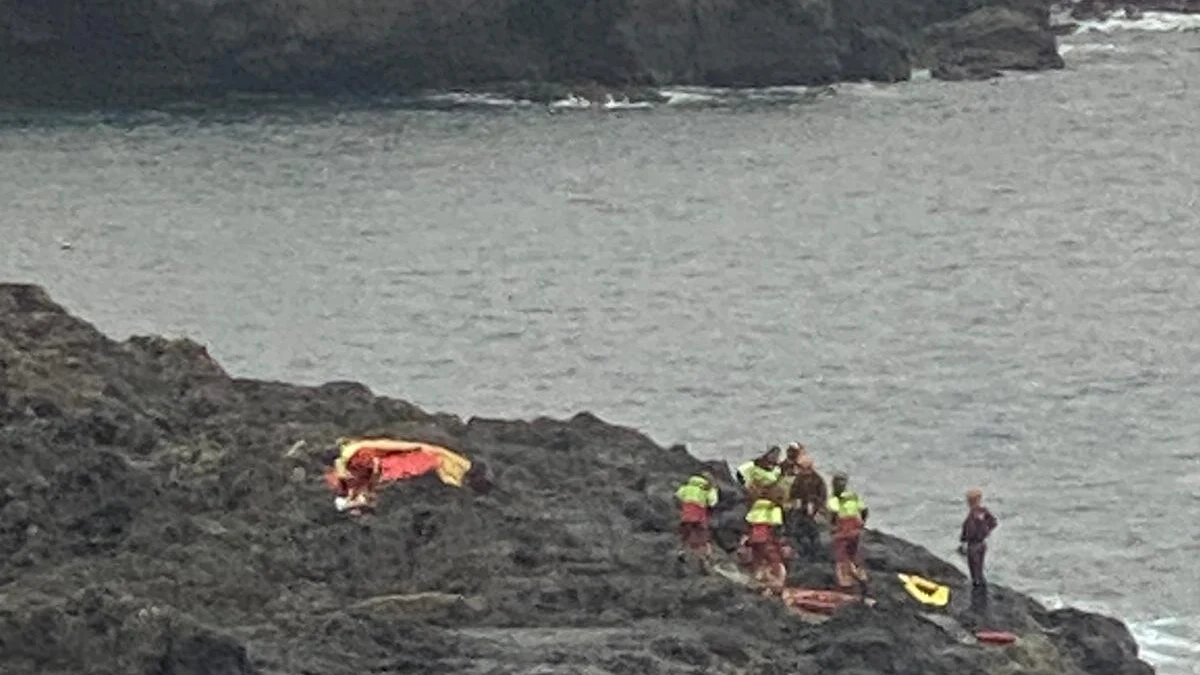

left=679, top=503, right=711, bottom=552
left=832, top=518, right=866, bottom=587
left=679, top=522, right=711, bottom=551
left=747, top=524, right=786, bottom=591
left=749, top=524, right=783, bottom=566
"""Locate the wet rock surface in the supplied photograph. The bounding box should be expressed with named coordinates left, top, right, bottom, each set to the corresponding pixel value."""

left=0, top=283, right=1155, bottom=675
left=0, top=0, right=1062, bottom=105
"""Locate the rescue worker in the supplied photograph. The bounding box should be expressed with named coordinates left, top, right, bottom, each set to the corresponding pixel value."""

left=330, top=440, right=383, bottom=516
left=785, top=455, right=828, bottom=557
left=778, top=442, right=808, bottom=474
left=958, top=488, right=998, bottom=588
left=736, top=446, right=782, bottom=497
left=827, top=472, right=869, bottom=592
left=674, top=471, right=720, bottom=567
left=744, top=482, right=789, bottom=595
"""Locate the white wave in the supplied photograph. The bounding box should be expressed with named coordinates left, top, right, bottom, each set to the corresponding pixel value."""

left=753, top=85, right=813, bottom=95
left=1129, top=618, right=1200, bottom=672
left=1038, top=594, right=1200, bottom=673
left=548, top=94, right=593, bottom=110
left=742, top=84, right=814, bottom=101
left=600, top=95, right=653, bottom=111
left=660, top=88, right=721, bottom=105
left=1058, top=42, right=1122, bottom=55
left=545, top=94, right=656, bottom=112
left=664, top=83, right=835, bottom=105
left=836, top=80, right=905, bottom=96
left=1071, top=10, right=1200, bottom=33
left=421, top=92, right=527, bottom=107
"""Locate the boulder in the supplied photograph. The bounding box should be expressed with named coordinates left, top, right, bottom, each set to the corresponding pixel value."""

left=928, top=6, right=1065, bottom=81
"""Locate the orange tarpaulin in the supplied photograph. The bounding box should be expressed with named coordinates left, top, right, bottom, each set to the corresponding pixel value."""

left=327, top=438, right=472, bottom=490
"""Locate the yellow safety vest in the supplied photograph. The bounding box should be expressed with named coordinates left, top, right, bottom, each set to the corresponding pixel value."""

left=827, top=491, right=865, bottom=519
left=745, top=498, right=784, bottom=526
left=333, top=439, right=356, bottom=478
left=737, top=461, right=781, bottom=489
left=675, top=476, right=719, bottom=507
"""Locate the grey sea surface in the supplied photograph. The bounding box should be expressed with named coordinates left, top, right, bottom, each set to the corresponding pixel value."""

left=3, top=23, right=1199, bottom=674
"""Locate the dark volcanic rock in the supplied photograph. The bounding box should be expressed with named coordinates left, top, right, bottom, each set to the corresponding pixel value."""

left=927, top=6, right=1066, bottom=81
left=0, top=282, right=1156, bottom=675
left=0, top=0, right=1061, bottom=105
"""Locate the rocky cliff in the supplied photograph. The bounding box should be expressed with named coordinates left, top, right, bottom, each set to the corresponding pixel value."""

left=0, top=0, right=1063, bottom=105
left=0, top=282, right=1152, bottom=675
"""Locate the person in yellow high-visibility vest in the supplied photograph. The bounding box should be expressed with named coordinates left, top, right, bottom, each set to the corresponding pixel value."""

left=736, top=446, right=782, bottom=497
left=744, top=482, right=790, bottom=595
left=827, top=472, right=869, bottom=591
left=674, top=471, right=719, bottom=566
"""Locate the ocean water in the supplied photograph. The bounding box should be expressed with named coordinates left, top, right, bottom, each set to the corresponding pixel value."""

left=2, top=17, right=1199, bottom=673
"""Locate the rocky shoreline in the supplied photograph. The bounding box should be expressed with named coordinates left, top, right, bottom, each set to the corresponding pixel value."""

left=0, top=282, right=1157, bottom=675
left=0, top=0, right=1066, bottom=107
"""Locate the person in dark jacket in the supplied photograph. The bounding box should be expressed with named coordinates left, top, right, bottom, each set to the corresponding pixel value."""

left=778, top=442, right=807, bottom=474
left=958, top=488, right=998, bottom=587
left=784, top=455, right=827, bottom=557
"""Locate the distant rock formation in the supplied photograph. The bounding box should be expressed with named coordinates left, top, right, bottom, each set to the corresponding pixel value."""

left=0, top=282, right=1155, bottom=675
left=0, top=0, right=1064, bottom=105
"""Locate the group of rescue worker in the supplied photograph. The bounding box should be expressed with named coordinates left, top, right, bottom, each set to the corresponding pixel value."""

left=674, top=441, right=997, bottom=597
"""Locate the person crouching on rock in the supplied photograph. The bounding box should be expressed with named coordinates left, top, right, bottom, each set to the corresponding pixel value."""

left=958, top=488, right=998, bottom=588
left=333, top=449, right=383, bottom=516
left=827, top=472, right=869, bottom=593
left=674, top=471, right=719, bottom=568
left=744, top=483, right=789, bottom=596
left=785, top=454, right=828, bottom=558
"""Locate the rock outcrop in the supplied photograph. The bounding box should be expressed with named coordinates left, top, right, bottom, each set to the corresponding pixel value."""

left=0, top=283, right=1154, bottom=675
left=927, top=6, right=1065, bottom=81
left=0, top=0, right=1062, bottom=105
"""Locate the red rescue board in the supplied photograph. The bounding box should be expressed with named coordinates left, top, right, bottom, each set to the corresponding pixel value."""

left=975, top=630, right=1018, bottom=645
left=781, top=588, right=866, bottom=615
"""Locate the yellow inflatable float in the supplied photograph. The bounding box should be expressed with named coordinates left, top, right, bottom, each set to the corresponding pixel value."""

left=897, top=573, right=950, bottom=607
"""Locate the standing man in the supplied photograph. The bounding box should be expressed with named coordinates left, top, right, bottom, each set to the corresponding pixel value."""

left=736, top=446, right=782, bottom=495
left=827, top=472, right=869, bottom=593
left=786, top=455, right=828, bottom=557
left=779, top=442, right=807, bottom=474
left=674, top=471, right=720, bottom=568
left=744, top=482, right=789, bottom=595
left=958, top=488, right=998, bottom=588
